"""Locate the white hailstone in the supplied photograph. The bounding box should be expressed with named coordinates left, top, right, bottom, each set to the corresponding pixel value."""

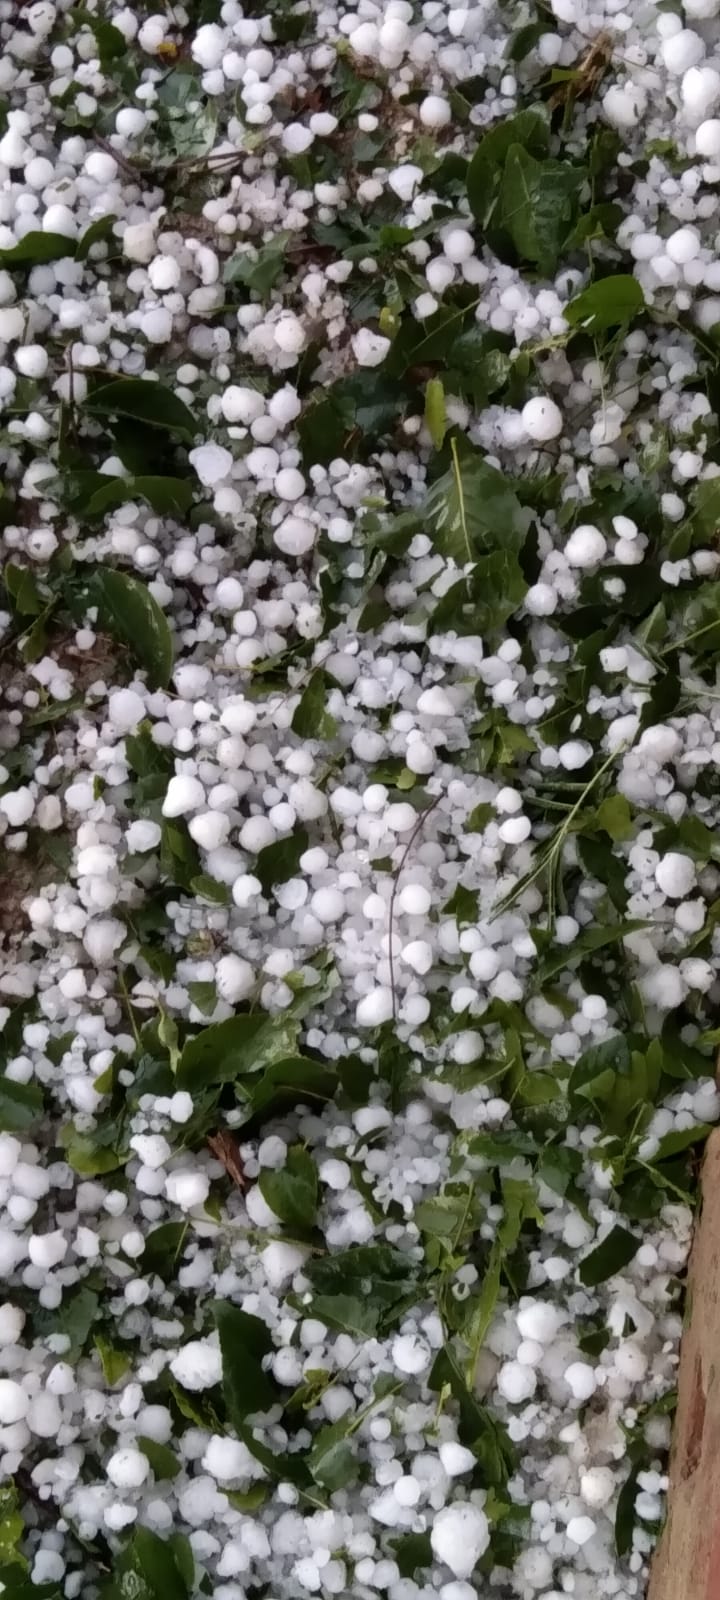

left=202, top=1435, right=254, bottom=1482
left=431, top=1504, right=490, bottom=1579
left=401, top=940, right=433, bottom=975
left=419, top=95, right=451, bottom=128
left=417, top=686, right=455, bottom=717
left=268, top=386, right=301, bottom=425
left=614, top=1342, right=648, bottom=1381
left=318, top=1159, right=350, bottom=1191
left=603, top=83, right=645, bottom=127
left=27, top=1394, right=62, bottom=1438
left=0, top=787, right=34, bottom=826
left=522, top=396, right=563, bottom=442
left=580, top=1467, right=616, bottom=1508
left=443, top=229, right=474, bottom=264
left=274, top=313, right=306, bottom=353
left=15, top=345, right=47, bottom=378
left=388, top=163, right=423, bottom=201
left=356, top=988, right=394, bottom=1027
left=516, top=1301, right=563, bottom=1343
left=282, top=123, right=314, bottom=155
left=661, top=28, right=704, bottom=73
left=655, top=852, right=696, bottom=898
left=310, top=887, right=345, bottom=924
left=274, top=515, right=316, bottom=556
left=275, top=467, right=305, bottom=501
left=683, top=66, right=720, bottom=120
left=666, top=227, right=701, bottom=264
left=392, top=1333, right=431, bottom=1376
left=191, top=22, right=226, bottom=66
left=83, top=919, right=125, bottom=965
left=0, top=1380, right=28, bottom=1423
left=108, top=687, right=145, bottom=733
left=559, top=741, right=592, bottom=770
left=165, top=1171, right=210, bottom=1211
left=169, top=1339, right=222, bottom=1391
left=564, top=1362, right=597, bottom=1401
left=439, top=1442, right=476, bottom=1477
left=398, top=884, right=432, bottom=916
left=131, top=1135, right=171, bottom=1170
left=162, top=775, right=205, bottom=817
left=215, top=955, right=254, bottom=1002
left=189, top=443, right=233, bottom=487
left=0, top=1305, right=24, bottom=1345
left=221, top=385, right=264, bottom=424
left=696, top=117, right=720, bottom=155
left=246, top=1185, right=279, bottom=1227
left=566, top=1516, right=597, bottom=1547
left=525, top=582, right=557, bottom=615
left=28, top=1232, right=67, bottom=1269
left=107, top=1447, right=150, bottom=1490
left=497, top=1361, right=537, bottom=1403
left=126, top=819, right=162, bottom=852
left=122, top=222, right=157, bottom=263
left=188, top=812, right=230, bottom=851
left=260, top=1241, right=307, bottom=1288
left=498, top=816, right=531, bottom=845
left=564, top=524, right=607, bottom=568
left=641, top=964, right=687, bottom=1008
left=352, top=329, right=391, bottom=367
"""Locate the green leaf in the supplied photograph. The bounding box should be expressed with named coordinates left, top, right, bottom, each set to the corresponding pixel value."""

left=108, top=1527, right=191, bottom=1600
left=177, top=1012, right=299, bottom=1091
left=291, top=673, right=337, bottom=739
left=428, top=1345, right=517, bottom=1487
left=33, top=1287, right=99, bottom=1360
left=431, top=548, right=528, bottom=636
left=214, top=1303, right=277, bottom=1425
left=578, top=1225, right=639, bottom=1287
left=0, top=1078, right=42, bottom=1133
left=615, top=1461, right=641, bottom=1558
left=138, top=1436, right=181, bottom=1481
left=75, top=212, right=117, bottom=260
left=94, top=1334, right=131, bottom=1385
left=498, top=146, right=584, bottom=273
left=224, top=233, right=291, bottom=295
left=70, top=7, right=125, bottom=66
left=245, top=1054, right=338, bottom=1125
left=189, top=874, right=230, bottom=905
left=467, top=107, right=549, bottom=223
left=142, top=1221, right=188, bottom=1278
left=390, top=1533, right=433, bottom=1578
left=84, top=476, right=194, bottom=519
left=652, top=1123, right=712, bottom=1162
left=424, top=377, right=447, bottom=450
left=187, top=980, right=218, bottom=1016
left=564, top=274, right=645, bottom=334
left=0, top=1485, right=25, bottom=1571
left=304, top=1244, right=421, bottom=1338
left=0, top=233, right=74, bottom=267
left=255, top=827, right=309, bottom=895
left=594, top=793, right=635, bottom=841
left=307, top=1419, right=358, bottom=1491
left=5, top=564, right=44, bottom=617
left=61, top=1130, right=127, bottom=1176
left=425, top=436, right=531, bottom=567
left=259, top=1145, right=318, bottom=1230
left=85, top=378, right=197, bottom=440
left=90, top=568, right=174, bottom=689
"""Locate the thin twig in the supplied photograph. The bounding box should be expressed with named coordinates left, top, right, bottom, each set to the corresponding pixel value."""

left=388, top=792, right=443, bottom=1022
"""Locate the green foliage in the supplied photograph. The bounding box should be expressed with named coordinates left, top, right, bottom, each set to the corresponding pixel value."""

left=564, top=275, right=645, bottom=334
left=214, top=1304, right=277, bottom=1425
left=84, top=378, right=197, bottom=440
left=498, top=145, right=585, bottom=273
left=579, top=1225, right=639, bottom=1287
left=259, top=1145, right=318, bottom=1230
left=87, top=568, right=174, bottom=688
left=304, top=1245, right=422, bottom=1337
left=103, top=1527, right=192, bottom=1600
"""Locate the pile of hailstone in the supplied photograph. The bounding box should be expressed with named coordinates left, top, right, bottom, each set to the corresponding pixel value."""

left=3, top=0, right=720, bottom=1595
